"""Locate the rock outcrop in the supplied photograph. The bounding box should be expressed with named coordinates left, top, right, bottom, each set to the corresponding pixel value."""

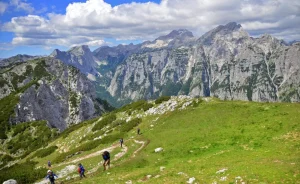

left=50, top=45, right=99, bottom=79
left=0, top=57, right=111, bottom=131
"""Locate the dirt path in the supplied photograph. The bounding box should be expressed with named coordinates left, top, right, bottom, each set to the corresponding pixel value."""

left=36, top=139, right=146, bottom=184
left=57, top=142, right=123, bottom=167
left=132, top=140, right=146, bottom=157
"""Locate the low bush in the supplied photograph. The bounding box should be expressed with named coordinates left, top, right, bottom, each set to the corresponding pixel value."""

left=111, top=119, right=126, bottom=129
left=92, top=113, right=116, bottom=132
left=141, top=103, right=154, bottom=111
left=0, top=154, right=13, bottom=166
left=32, top=146, right=58, bottom=158
left=0, top=161, right=46, bottom=184
left=120, top=118, right=142, bottom=132
left=115, top=100, right=151, bottom=113
left=7, top=121, right=57, bottom=156
left=60, top=117, right=99, bottom=138
left=79, top=130, right=105, bottom=143
left=155, top=96, right=171, bottom=104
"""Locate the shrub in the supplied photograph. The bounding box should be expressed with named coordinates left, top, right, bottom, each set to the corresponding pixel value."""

left=0, top=161, right=46, bottom=184
left=60, top=117, right=99, bottom=138
left=115, top=100, right=150, bottom=113
left=0, top=154, right=13, bottom=166
left=120, top=118, right=142, bottom=132
left=79, top=130, right=105, bottom=143
left=31, top=146, right=58, bottom=158
left=92, top=113, right=117, bottom=132
left=155, top=96, right=171, bottom=104
left=7, top=121, right=57, bottom=156
left=141, top=103, right=153, bottom=111
left=111, top=119, right=126, bottom=129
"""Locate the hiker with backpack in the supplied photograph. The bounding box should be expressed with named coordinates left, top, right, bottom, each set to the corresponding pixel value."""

left=47, top=160, right=51, bottom=168
left=78, top=163, right=86, bottom=179
left=45, top=170, right=57, bottom=184
left=137, top=128, right=140, bottom=135
left=120, top=138, right=124, bottom=148
left=102, top=151, right=110, bottom=171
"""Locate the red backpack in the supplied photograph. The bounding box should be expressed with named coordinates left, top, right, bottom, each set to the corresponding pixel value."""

left=78, top=167, right=81, bottom=173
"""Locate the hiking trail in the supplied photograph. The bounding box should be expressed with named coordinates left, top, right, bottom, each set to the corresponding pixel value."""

left=35, top=138, right=146, bottom=184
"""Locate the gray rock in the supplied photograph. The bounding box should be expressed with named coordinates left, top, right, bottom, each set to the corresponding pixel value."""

left=3, top=179, right=17, bottom=184
left=1, top=57, right=110, bottom=131
left=50, top=45, right=99, bottom=76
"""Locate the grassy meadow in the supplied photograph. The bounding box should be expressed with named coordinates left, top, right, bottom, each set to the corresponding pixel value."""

left=1, top=98, right=299, bottom=183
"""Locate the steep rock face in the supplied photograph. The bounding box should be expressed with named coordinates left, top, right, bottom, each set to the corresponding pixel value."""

left=0, top=54, right=40, bottom=68
left=103, top=23, right=300, bottom=105
left=50, top=45, right=99, bottom=78
left=0, top=58, right=109, bottom=131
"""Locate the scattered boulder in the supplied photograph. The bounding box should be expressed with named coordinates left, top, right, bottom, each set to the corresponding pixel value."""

left=216, top=168, right=227, bottom=174
left=125, top=180, right=132, bottom=184
left=160, top=166, right=166, bottom=171
left=178, top=172, right=188, bottom=177
left=187, top=177, right=195, bottom=184
left=220, top=176, right=227, bottom=181
left=3, top=179, right=17, bottom=184
left=155, top=147, right=163, bottom=153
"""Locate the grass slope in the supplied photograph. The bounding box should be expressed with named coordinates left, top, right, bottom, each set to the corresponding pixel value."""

left=1, top=98, right=299, bottom=183
left=68, top=100, right=300, bottom=183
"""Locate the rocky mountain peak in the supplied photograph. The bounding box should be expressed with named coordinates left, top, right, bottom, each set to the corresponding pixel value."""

left=68, top=45, right=91, bottom=55
left=50, top=49, right=62, bottom=57
left=50, top=45, right=98, bottom=76
left=223, top=22, right=242, bottom=31
left=198, top=22, right=249, bottom=45
left=157, top=29, right=194, bottom=41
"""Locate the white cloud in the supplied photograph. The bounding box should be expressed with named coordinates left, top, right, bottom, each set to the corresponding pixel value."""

left=10, top=0, right=34, bottom=13
left=1, top=0, right=300, bottom=48
left=0, top=2, right=8, bottom=14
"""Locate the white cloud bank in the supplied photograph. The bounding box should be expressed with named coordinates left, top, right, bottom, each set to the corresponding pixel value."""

left=1, top=0, right=300, bottom=47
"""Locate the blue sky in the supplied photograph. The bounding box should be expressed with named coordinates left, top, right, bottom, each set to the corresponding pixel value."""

left=0, top=0, right=160, bottom=57
left=0, top=0, right=299, bottom=58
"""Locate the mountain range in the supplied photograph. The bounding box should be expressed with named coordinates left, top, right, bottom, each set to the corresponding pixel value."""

left=49, top=22, right=300, bottom=106
left=1, top=22, right=299, bottom=131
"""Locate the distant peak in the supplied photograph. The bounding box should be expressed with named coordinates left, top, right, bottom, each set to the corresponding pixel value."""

left=168, top=29, right=194, bottom=37
left=157, top=29, right=194, bottom=40
left=69, top=45, right=90, bottom=51
left=50, top=49, right=62, bottom=57
left=224, top=22, right=242, bottom=30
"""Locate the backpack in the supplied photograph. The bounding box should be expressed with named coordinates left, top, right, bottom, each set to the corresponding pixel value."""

left=78, top=167, right=81, bottom=173
left=103, top=151, right=110, bottom=159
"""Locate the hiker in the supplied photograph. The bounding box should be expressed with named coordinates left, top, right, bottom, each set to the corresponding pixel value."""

left=48, top=160, right=51, bottom=168
left=45, top=170, right=57, bottom=184
left=78, top=163, right=86, bottom=179
left=102, top=151, right=110, bottom=171
left=120, top=138, right=124, bottom=148
left=137, top=128, right=140, bottom=135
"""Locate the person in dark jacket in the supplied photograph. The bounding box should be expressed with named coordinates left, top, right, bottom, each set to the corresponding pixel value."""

left=137, top=128, right=140, bottom=135
left=45, top=170, right=57, bottom=184
left=102, top=151, right=110, bottom=171
left=47, top=160, right=51, bottom=168
left=120, top=138, right=124, bottom=148
left=78, top=163, right=86, bottom=179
